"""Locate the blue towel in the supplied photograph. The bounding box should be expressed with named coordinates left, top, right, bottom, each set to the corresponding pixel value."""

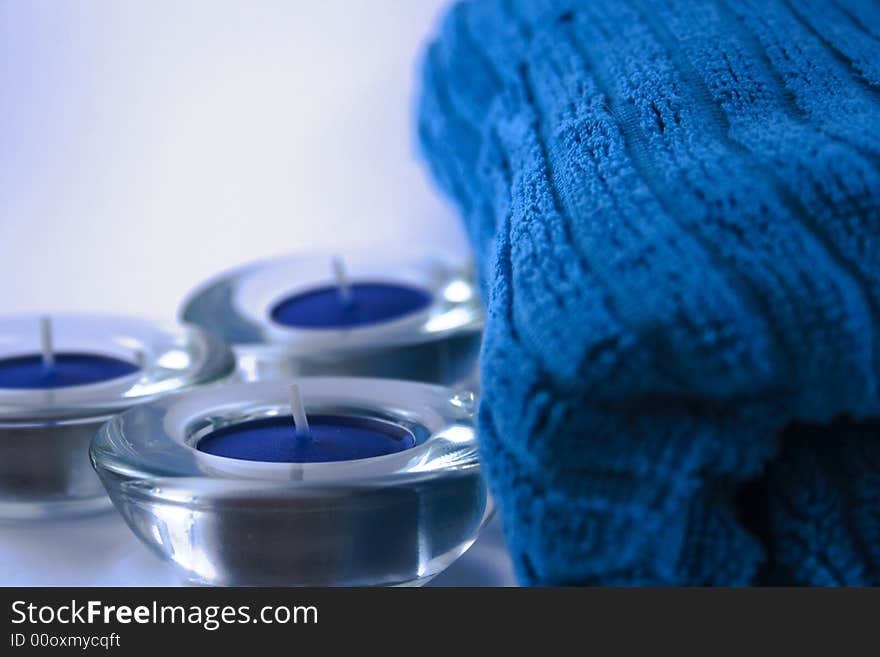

left=418, top=0, right=880, bottom=585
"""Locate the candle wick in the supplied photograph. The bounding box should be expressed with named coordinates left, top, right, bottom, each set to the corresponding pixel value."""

left=331, top=256, right=354, bottom=308
left=40, top=316, right=55, bottom=372
left=289, top=383, right=310, bottom=438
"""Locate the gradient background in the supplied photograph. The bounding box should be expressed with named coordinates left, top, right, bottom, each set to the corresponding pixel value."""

left=0, top=0, right=468, bottom=316
left=0, top=0, right=513, bottom=586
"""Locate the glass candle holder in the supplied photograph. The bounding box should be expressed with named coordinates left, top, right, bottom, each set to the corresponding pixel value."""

left=90, top=378, right=491, bottom=586
left=0, top=314, right=234, bottom=520
left=179, top=250, right=483, bottom=385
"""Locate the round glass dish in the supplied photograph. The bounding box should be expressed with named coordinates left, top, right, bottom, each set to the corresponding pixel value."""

left=91, top=378, right=491, bottom=586
left=179, top=250, right=483, bottom=384
left=0, top=314, right=235, bottom=520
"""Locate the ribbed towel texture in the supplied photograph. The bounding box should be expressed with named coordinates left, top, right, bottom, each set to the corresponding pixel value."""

left=418, top=0, right=880, bottom=585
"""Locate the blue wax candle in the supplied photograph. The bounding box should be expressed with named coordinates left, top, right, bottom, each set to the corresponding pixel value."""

left=0, top=353, right=139, bottom=389
left=197, top=414, right=416, bottom=463
left=271, top=282, right=431, bottom=329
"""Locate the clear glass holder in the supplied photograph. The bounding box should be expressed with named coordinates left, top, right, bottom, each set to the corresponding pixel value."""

left=91, top=378, right=491, bottom=586
left=180, top=249, right=483, bottom=385
left=0, top=314, right=234, bottom=520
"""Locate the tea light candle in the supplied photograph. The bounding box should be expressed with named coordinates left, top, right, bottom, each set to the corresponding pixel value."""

left=270, top=258, right=432, bottom=329
left=197, top=384, right=415, bottom=462
left=0, top=314, right=234, bottom=520
left=0, top=318, right=139, bottom=389
left=180, top=250, right=483, bottom=384
left=91, top=378, right=491, bottom=586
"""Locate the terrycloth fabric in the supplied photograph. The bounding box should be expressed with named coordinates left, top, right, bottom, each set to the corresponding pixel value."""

left=418, top=0, right=880, bottom=585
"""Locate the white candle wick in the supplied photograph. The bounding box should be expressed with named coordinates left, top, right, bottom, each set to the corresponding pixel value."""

left=332, top=256, right=353, bottom=307
left=289, top=383, right=310, bottom=437
left=40, top=316, right=55, bottom=371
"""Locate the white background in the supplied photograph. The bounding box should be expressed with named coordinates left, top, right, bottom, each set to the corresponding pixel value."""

left=0, top=0, right=469, bottom=317
left=0, top=0, right=514, bottom=586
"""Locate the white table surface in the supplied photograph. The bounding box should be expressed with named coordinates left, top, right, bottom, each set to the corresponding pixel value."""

left=0, top=0, right=516, bottom=587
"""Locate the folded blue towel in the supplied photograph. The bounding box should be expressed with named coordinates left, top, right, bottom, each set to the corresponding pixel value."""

left=418, top=0, right=880, bottom=585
